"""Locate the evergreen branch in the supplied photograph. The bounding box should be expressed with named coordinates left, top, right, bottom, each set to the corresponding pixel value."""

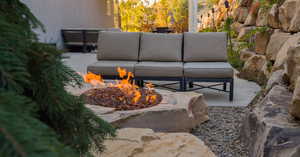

left=0, top=127, right=27, bottom=157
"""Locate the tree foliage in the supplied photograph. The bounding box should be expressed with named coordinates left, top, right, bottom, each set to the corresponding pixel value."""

left=118, top=0, right=188, bottom=33
left=0, top=1, right=115, bottom=157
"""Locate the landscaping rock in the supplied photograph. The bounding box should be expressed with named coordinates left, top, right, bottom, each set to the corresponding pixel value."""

left=237, top=26, right=256, bottom=41
left=254, top=30, right=273, bottom=55
left=286, top=43, right=300, bottom=89
left=289, top=0, right=300, bottom=32
left=256, top=8, right=269, bottom=26
left=242, top=85, right=300, bottom=157
left=289, top=77, right=300, bottom=119
left=268, top=4, right=280, bottom=29
left=244, top=1, right=260, bottom=26
left=278, top=0, right=297, bottom=32
left=237, top=7, right=249, bottom=23
left=232, top=22, right=244, bottom=33
left=98, top=128, right=216, bottom=157
left=240, top=49, right=255, bottom=61
left=262, top=62, right=272, bottom=78
left=243, top=54, right=266, bottom=71
left=239, top=54, right=268, bottom=84
left=87, top=89, right=209, bottom=132
left=240, top=0, right=253, bottom=7
left=266, top=30, right=291, bottom=61
left=192, top=107, right=249, bottom=157
left=273, top=33, right=300, bottom=70
left=265, top=70, right=285, bottom=91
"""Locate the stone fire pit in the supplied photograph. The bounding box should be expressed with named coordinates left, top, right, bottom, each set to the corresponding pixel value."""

left=68, top=85, right=209, bottom=132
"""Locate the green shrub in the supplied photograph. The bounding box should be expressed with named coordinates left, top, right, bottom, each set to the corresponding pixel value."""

left=227, top=45, right=245, bottom=70
left=0, top=1, right=115, bottom=156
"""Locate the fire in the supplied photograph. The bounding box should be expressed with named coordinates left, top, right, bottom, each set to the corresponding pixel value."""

left=146, top=95, right=157, bottom=103
left=83, top=72, right=104, bottom=86
left=117, top=67, right=127, bottom=78
left=82, top=67, right=157, bottom=104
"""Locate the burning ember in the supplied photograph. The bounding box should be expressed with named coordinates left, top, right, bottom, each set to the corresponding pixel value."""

left=81, top=68, right=162, bottom=110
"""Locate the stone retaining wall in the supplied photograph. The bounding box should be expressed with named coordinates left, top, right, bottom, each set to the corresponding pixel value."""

left=234, top=0, right=300, bottom=156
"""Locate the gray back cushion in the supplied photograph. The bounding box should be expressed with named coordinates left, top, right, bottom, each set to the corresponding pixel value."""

left=97, top=31, right=140, bottom=61
left=183, top=32, right=227, bottom=62
left=139, top=33, right=182, bottom=62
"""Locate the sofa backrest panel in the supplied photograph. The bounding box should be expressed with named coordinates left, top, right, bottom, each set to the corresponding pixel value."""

left=183, top=32, right=227, bottom=62
left=97, top=31, right=140, bottom=61
left=139, top=33, right=182, bottom=62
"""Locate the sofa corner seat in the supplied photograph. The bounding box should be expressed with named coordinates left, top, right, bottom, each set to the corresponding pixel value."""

left=183, top=32, right=234, bottom=101
left=87, top=31, right=140, bottom=78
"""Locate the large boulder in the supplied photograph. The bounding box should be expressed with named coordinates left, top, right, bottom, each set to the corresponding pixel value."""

left=239, top=54, right=268, bottom=85
left=232, top=22, right=244, bottom=33
left=278, top=0, right=297, bottom=32
left=265, top=70, right=285, bottom=91
left=265, top=30, right=291, bottom=61
left=86, top=89, right=209, bottom=132
left=240, top=48, right=255, bottom=61
left=256, top=8, right=269, bottom=26
left=268, top=4, right=280, bottom=29
left=240, top=0, right=254, bottom=7
left=254, top=29, right=273, bottom=55
left=289, top=77, right=300, bottom=119
left=273, top=33, right=300, bottom=70
left=237, top=26, right=256, bottom=41
left=97, top=128, right=216, bottom=157
left=242, top=85, right=300, bottom=157
left=286, top=43, right=300, bottom=89
left=244, top=1, right=260, bottom=26
left=289, top=0, right=300, bottom=32
left=243, top=55, right=267, bottom=72
left=237, top=7, right=249, bottom=23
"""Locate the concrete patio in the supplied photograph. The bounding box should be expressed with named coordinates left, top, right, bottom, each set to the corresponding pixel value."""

left=63, top=53, right=261, bottom=107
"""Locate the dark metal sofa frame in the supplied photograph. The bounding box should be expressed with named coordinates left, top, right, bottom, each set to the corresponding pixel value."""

left=99, top=75, right=234, bottom=101
left=184, top=78, right=234, bottom=101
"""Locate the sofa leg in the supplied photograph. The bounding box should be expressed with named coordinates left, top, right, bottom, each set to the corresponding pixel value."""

left=189, top=82, right=194, bottom=88
left=229, top=79, right=234, bottom=101
left=136, top=80, right=144, bottom=87
left=180, top=79, right=186, bottom=91
left=223, top=82, right=227, bottom=91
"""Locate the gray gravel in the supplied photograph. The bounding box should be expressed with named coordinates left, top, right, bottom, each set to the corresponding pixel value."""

left=191, top=106, right=249, bottom=157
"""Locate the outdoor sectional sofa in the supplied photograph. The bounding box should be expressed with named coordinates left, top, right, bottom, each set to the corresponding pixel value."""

left=87, top=31, right=234, bottom=101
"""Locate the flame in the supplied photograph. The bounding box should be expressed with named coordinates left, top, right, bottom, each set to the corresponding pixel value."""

left=133, top=91, right=141, bottom=104
left=117, top=67, right=127, bottom=78
left=82, top=72, right=104, bottom=87
left=146, top=95, right=157, bottom=103
left=145, top=83, right=154, bottom=90
left=83, top=67, right=142, bottom=104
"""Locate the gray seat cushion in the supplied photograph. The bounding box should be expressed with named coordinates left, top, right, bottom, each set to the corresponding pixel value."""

left=97, top=32, right=140, bottom=61
left=139, top=33, right=182, bottom=62
left=184, top=62, right=233, bottom=78
left=135, top=62, right=183, bottom=77
left=183, top=32, right=227, bottom=62
left=87, top=61, right=137, bottom=76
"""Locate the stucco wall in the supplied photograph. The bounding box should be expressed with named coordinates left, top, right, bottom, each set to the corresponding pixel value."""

left=23, top=0, right=114, bottom=47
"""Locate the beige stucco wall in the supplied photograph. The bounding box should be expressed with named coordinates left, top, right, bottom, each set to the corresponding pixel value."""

left=23, top=0, right=114, bottom=47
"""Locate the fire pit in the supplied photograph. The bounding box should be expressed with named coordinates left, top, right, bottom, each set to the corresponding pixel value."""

left=81, top=68, right=162, bottom=111
left=72, top=68, right=209, bottom=132
left=83, top=87, right=163, bottom=110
